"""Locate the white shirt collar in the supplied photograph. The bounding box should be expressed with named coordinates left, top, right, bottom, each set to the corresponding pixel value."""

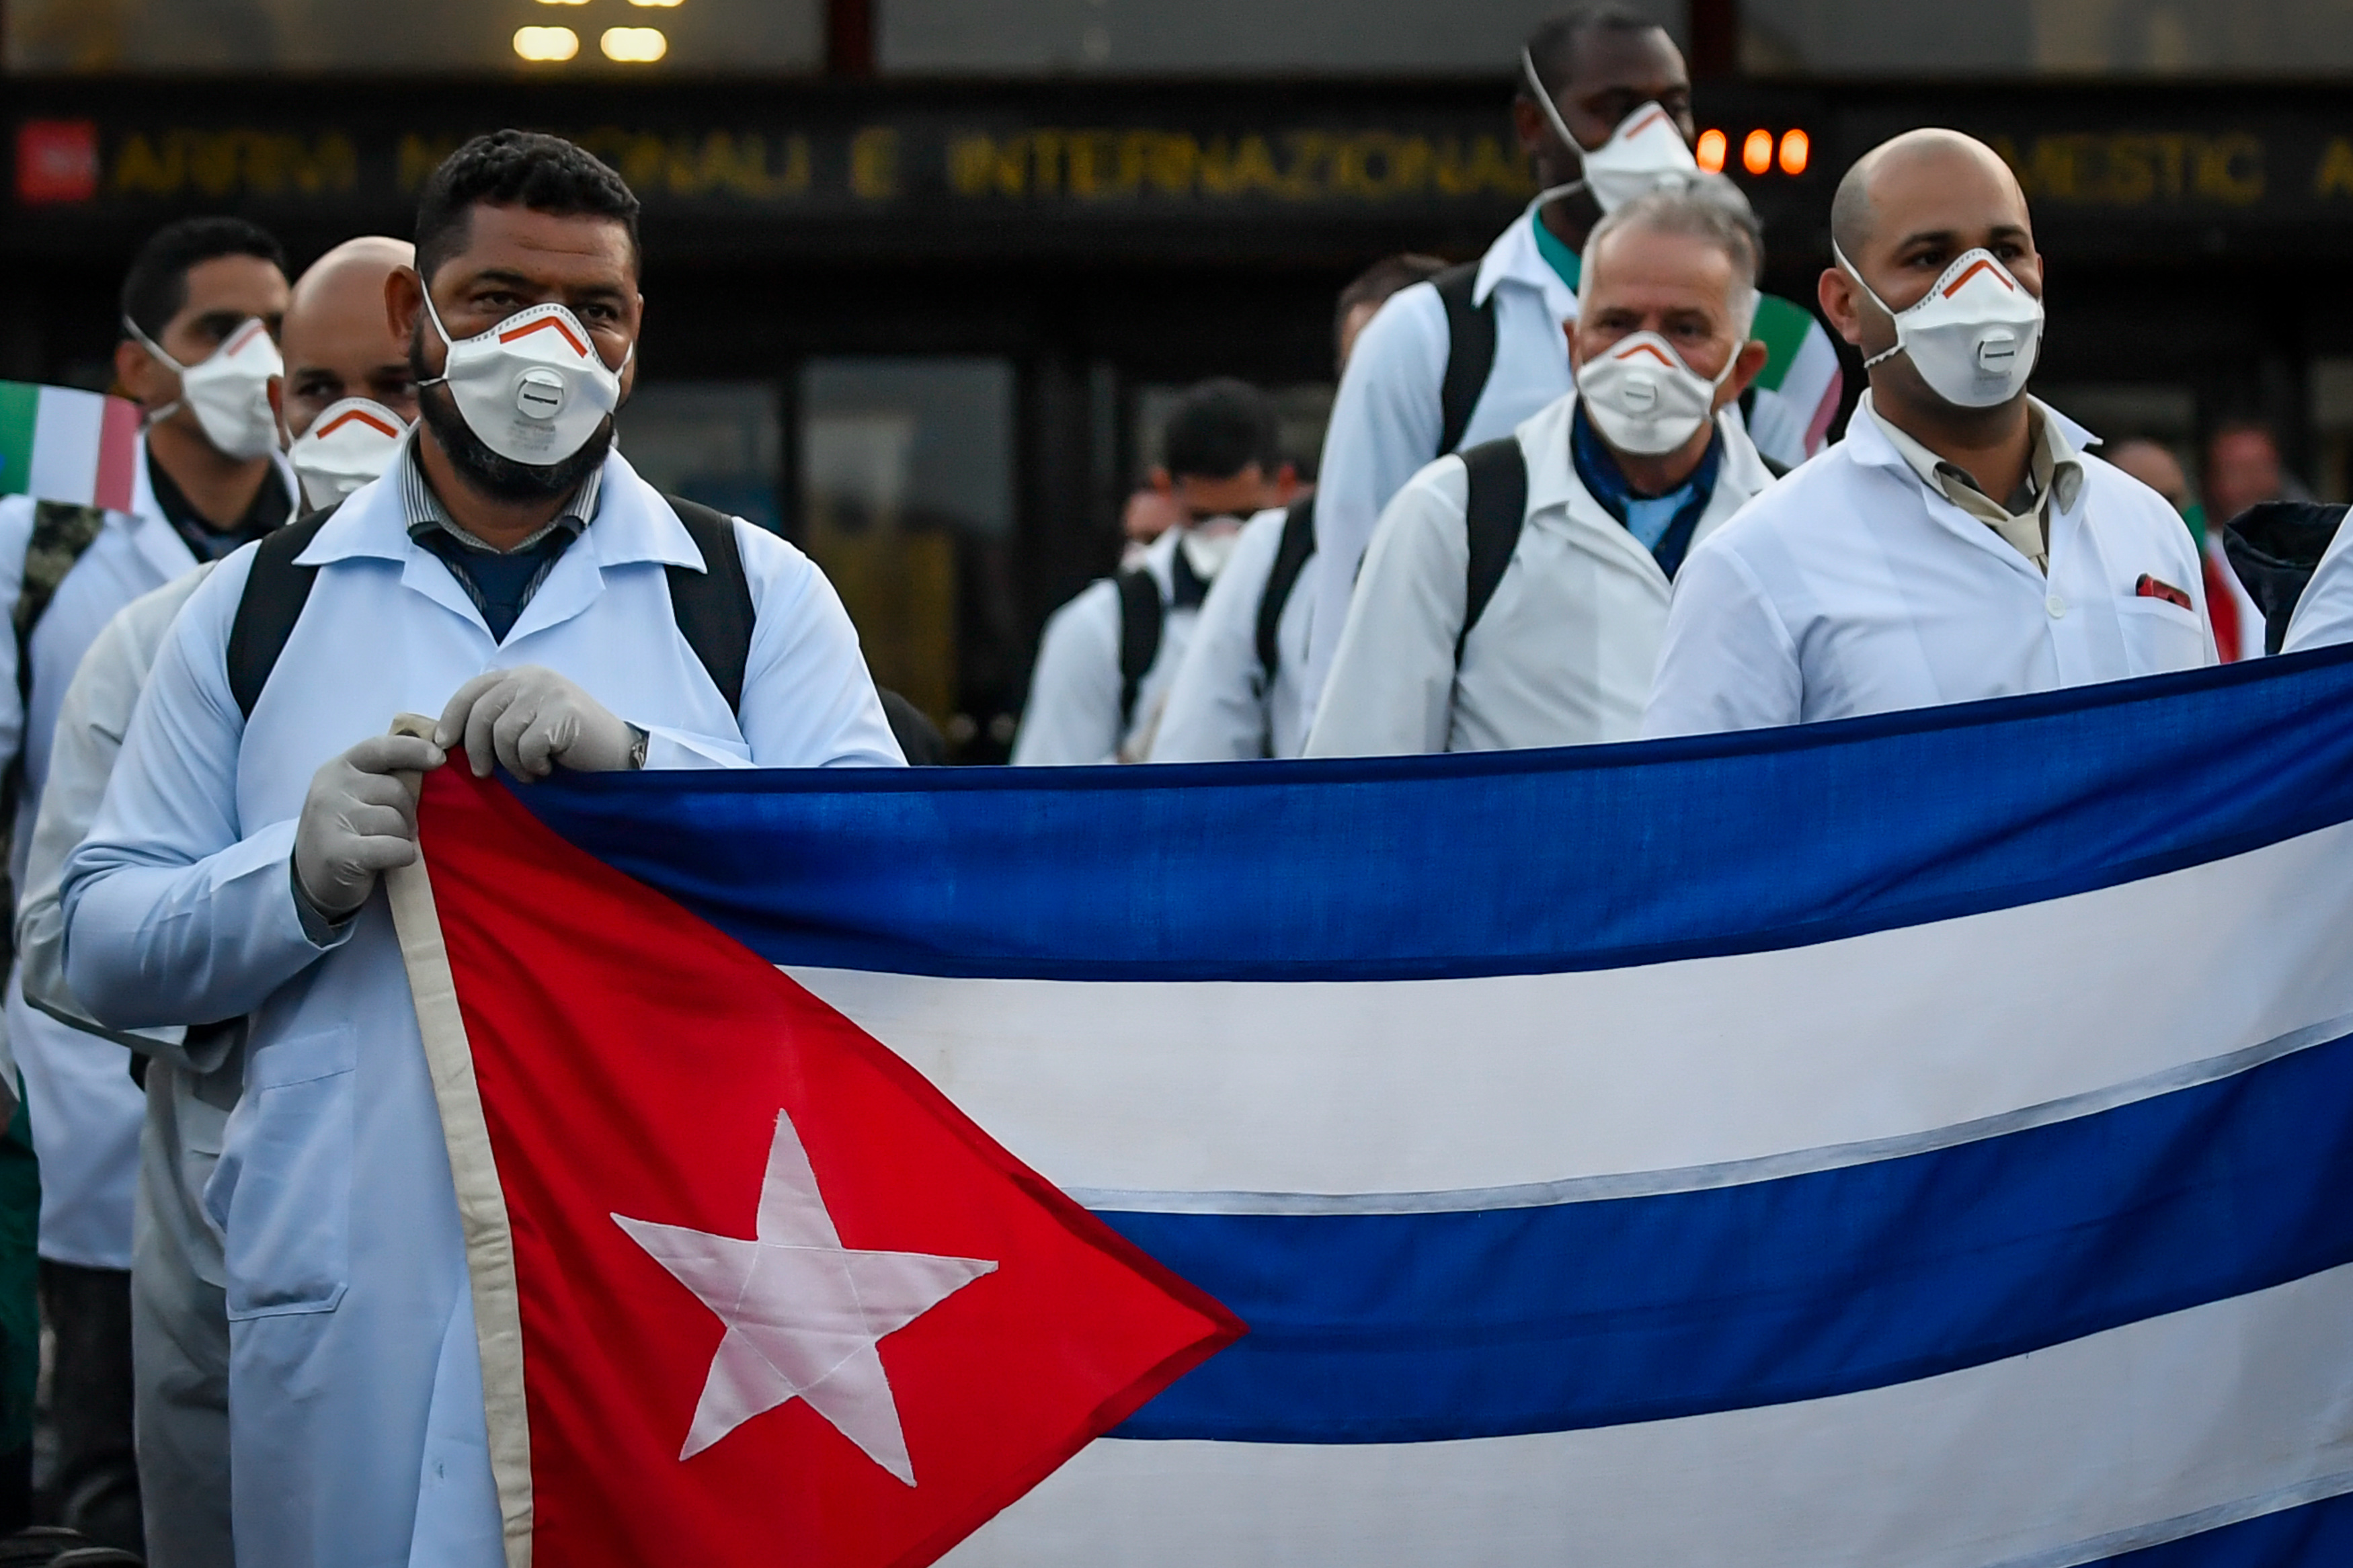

left=1474, top=204, right=1582, bottom=323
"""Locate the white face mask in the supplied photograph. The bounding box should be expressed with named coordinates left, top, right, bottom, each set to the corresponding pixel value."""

left=286, top=397, right=409, bottom=509
left=418, top=293, right=628, bottom=466
left=1180, top=520, right=1243, bottom=581
left=1833, top=244, right=2044, bottom=410
left=1521, top=54, right=1699, bottom=216
left=1575, top=330, right=1732, bottom=456
left=127, top=315, right=284, bottom=461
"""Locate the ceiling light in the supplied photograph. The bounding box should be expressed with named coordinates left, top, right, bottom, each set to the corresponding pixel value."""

left=513, top=26, right=580, bottom=60
left=601, top=26, right=668, bottom=61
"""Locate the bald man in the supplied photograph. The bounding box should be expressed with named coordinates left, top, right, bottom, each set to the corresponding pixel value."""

left=272, top=235, right=419, bottom=508
left=13, top=235, right=411, bottom=1568
left=1644, top=129, right=2212, bottom=737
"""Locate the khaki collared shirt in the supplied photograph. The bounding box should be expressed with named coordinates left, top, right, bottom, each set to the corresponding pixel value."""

left=1861, top=390, right=2083, bottom=575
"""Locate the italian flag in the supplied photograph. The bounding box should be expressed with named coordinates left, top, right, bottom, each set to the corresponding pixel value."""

left=0, top=382, right=140, bottom=511
left=1744, top=294, right=1845, bottom=472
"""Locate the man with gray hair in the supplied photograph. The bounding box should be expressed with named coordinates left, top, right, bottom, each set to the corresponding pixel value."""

left=1306, top=177, right=1778, bottom=757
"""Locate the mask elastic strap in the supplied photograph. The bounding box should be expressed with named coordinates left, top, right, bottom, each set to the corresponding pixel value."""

left=120, top=316, right=194, bottom=425
left=415, top=290, right=458, bottom=390
left=1521, top=48, right=1590, bottom=202
left=1829, top=243, right=1908, bottom=372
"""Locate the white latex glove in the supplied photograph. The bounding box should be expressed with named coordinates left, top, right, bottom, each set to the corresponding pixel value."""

left=294, top=733, right=446, bottom=919
left=435, top=665, right=639, bottom=781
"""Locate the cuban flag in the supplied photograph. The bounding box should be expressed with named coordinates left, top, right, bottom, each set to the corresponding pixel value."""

left=391, top=646, right=2353, bottom=1568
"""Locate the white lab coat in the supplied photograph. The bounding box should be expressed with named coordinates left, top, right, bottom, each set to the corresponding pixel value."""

left=2278, top=515, right=2353, bottom=654
left=1642, top=399, right=2216, bottom=737
left=1012, top=526, right=1203, bottom=765
left=1306, top=393, right=1773, bottom=757
left=1147, top=507, right=1314, bottom=761
left=16, top=566, right=231, bottom=1568
left=0, top=443, right=296, bottom=1268
left=59, top=442, right=902, bottom=1568
left=1303, top=204, right=1579, bottom=705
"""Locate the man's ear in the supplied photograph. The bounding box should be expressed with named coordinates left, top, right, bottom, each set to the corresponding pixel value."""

left=1271, top=462, right=1300, bottom=505
left=1148, top=466, right=1174, bottom=496
left=1719, top=338, right=1771, bottom=409
left=114, top=337, right=169, bottom=412
left=1818, top=265, right=1867, bottom=348
left=267, top=376, right=284, bottom=427
left=1511, top=96, right=1548, bottom=160
left=386, top=266, right=425, bottom=351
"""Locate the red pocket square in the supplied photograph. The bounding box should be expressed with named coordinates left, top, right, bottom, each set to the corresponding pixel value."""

left=2136, top=574, right=2193, bottom=611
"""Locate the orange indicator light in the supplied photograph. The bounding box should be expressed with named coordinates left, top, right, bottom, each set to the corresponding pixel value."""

left=1696, top=128, right=1727, bottom=173
left=1779, top=128, right=1810, bottom=176
left=1742, top=129, right=1773, bottom=176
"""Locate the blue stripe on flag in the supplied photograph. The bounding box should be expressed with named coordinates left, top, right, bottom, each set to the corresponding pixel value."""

left=2096, top=1491, right=2353, bottom=1564
left=518, top=647, right=2353, bottom=981
left=1096, top=1028, right=2353, bottom=1444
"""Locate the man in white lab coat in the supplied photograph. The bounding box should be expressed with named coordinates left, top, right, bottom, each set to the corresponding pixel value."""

left=1013, top=378, right=1294, bottom=764
left=1150, top=255, right=1443, bottom=762
left=17, top=233, right=419, bottom=1568
left=1643, top=130, right=2214, bottom=738
left=1303, top=7, right=1843, bottom=711
left=0, top=214, right=297, bottom=1555
left=1307, top=183, right=1776, bottom=757
left=59, top=130, right=902, bottom=1568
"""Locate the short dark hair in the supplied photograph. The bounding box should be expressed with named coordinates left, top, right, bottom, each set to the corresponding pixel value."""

left=1523, top=6, right=1671, bottom=99
left=119, top=216, right=286, bottom=341
left=414, top=130, right=642, bottom=284
left=1335, top=254, right=1449, bottom=352
left=1162, top=379, right=1281, bottom=482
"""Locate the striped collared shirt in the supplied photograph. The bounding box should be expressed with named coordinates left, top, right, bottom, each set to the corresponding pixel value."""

left=398, top=442, right=603, bottom=636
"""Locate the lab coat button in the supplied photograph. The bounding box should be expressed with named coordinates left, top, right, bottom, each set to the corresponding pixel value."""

left=2046, top=595, right=2067, bottom=619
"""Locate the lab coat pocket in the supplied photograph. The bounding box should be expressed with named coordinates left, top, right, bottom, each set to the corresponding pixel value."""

left=2115, top=594, right=2208, bottom=674
left=223, top=1024, right=356, bottom=1320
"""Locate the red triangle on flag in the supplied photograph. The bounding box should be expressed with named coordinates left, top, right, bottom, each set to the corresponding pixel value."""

left=415, top=767, right=1244, bottom=1568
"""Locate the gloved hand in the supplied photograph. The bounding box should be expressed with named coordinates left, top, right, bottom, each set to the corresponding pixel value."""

left=434, top=665, right=639, bottom=781
left=294, top=733, right=446, bottom=920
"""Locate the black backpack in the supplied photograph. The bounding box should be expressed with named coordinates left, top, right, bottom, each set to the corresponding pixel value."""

left=1431, top=263, right=1497, bottom=460
left=1254, top=494, right=1318, bottom=686
left=224, top=493, right=755, bottom=719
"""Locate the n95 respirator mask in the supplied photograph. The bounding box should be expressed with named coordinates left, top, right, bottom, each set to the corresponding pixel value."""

left=1521, top=53, right=1700, bottom=216
left=1835, top=245, right=2044, bottom=409
left=128, top=315, right=284, bottom=461
left=286, top=398, right=409, bottom=509
left=1575, top=331, right=1732, bottom=456
left=418, top=294, right=628, bottom=466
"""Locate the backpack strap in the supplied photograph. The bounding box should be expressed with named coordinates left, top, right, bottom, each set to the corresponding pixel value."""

left=227, top=495, right=758, bottom=723
left=1115, top=567, right=1163, bottom=732
left=13, top=501, right=110, bottom=712
left=226, top=507, right=340, bottom=720
left=1457, top=436, right=1530, bottom=661
left=660, top=495, right=754, bottom=715
left=1255, top=494, right=1318, bottom=682
left=1433, top=262, right=1497, bottom=458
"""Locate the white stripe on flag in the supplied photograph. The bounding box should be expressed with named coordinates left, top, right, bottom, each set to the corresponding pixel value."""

left=26, top=385, right=104, bottom=506
left=943, top=1263, right=2353, bottom=1568
left=791, top=820, right=2353, bottom=1200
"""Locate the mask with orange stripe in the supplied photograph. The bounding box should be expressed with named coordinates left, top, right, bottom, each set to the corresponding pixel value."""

left=286, top=397, right=411, bottom=509
left=1834, top=244, right=2044, bottom=410
left=417, top=295, right=628, bottom=466
left=1575, top=331, right=1734, bottom=456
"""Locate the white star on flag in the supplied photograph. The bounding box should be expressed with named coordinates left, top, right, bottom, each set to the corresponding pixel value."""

left=613, top=1109, right=998, bottom=1483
